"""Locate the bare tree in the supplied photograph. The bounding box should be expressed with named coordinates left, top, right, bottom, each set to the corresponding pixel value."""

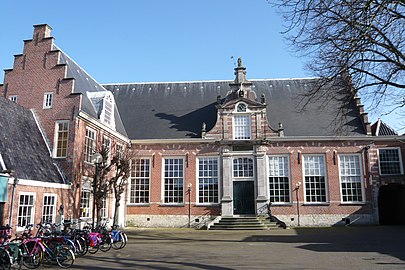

left=271, top=0, right=405, bottom=122
left=94, top=147, right=130, bottom=227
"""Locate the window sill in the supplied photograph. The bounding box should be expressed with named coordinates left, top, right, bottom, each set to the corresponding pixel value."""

left=339, top=202, right=367, bottom=206
left=160, top=203, right=185, bottom=207
left=270, top=203, right=293, bottom=206
left=127, top=203, right=150, bottom=207
left=302, top=203, right=330, bottom=206
left=195, top=203, right=220, bottom=207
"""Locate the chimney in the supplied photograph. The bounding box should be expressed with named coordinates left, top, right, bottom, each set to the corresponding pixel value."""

left=33, top=24, right=52, bottom=43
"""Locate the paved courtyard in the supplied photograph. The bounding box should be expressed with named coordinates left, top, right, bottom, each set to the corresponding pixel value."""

left=52, top=226, right=404, bottom=269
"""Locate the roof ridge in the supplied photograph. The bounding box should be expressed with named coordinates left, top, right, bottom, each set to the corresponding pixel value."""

left=102, top=77, right=320, bottom=86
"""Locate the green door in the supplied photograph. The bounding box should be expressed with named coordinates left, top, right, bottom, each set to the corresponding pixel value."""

left=233, top=181, right=255, bottom=215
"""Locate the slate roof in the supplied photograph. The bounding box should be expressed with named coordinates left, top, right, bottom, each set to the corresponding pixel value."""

left=103, top=78, right=368, bottom=140
left=371, top=119, right=398, bottom=136
left=56, top=47, right=128, bottom=137
left=0, top=97, right=65, bottom=183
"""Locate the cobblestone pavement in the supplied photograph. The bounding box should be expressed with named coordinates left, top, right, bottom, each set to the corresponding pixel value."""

left=44, top=226, right=405, bottom=269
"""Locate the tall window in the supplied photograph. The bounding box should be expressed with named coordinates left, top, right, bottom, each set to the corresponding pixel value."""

left=303, top=155, right=327, bottom=203
left=100, top=195, right=108, bottom=219
left=9, top=95, right=18, bottom=103
left=198, top=157, right=219, bottom=204
left=379, top=148, right=403, bottom=175
left=339, top=155, right=364, bottom=203
left=42, top=194, right=56, bottom=223
left=116, top=143, right=124, bottom=160
left=233, top=157, right=254, bottom=178
left=54, top=121, right=69, bottom=158
left=43, top=92, right=53, bottom=109
left=268, top=156, right=291, bottom=203
left=80, top=190, right=91, bottom=218
left=84, top=127, right=96, bottom=163
left=18, top=193, right=35, bottom=228
left=130, top=158, right=150, bottom=204
left=103, top=136, right=111, bottom=164
left=164, top=158, right=184, bottom=204
left=233, top=115, right=251, bottom=140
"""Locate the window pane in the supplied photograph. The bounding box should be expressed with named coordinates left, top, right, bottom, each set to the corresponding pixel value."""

left=234, top=115, right=251, bottom=140
left=339, top=155, right=363, bottom=202
left=164, top=158, right=184, bottom=203
left=379, top=149, right=402, bottom=175
left=269, top=156, right=290, bottom=203
left=130, top=158, right=150, bottom=204
left=198, top=158, right=219, bottom=204
left=303, top=156, right=327, bottom=203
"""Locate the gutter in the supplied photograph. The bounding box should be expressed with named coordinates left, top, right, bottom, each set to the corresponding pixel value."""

left=130, top=135, right=405, bottom=145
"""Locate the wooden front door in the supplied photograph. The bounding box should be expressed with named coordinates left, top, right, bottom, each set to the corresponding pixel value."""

left=233, top=181, right=255, bottom=215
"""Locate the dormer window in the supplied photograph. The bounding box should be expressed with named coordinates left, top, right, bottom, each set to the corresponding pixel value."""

left=103, top=94, right=113, bottom=125
left=233, top=103, right=251, bottom=140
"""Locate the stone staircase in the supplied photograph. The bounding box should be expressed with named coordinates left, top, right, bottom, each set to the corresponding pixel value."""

left=208, top=216, right=282, bottom=230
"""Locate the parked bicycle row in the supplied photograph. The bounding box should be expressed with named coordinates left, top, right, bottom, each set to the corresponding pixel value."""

left=0, top=221, right=128, bottom=269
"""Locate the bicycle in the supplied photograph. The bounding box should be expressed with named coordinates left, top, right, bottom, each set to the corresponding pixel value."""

left=110, top=225, right=128, bottom=250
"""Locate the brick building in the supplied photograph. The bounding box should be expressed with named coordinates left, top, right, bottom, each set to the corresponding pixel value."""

left=1, top=24, right=404, bottom=228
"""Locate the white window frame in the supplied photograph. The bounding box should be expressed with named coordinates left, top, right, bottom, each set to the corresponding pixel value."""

left=53, top=120, right=69, bottom=158
left=80, top=177, right=92, bottom=219
left=43, top=92, right=53, bottom=109
left=338, top=154, right=365, bottom=204
left=197, top=157, right=219, bottom=205
left=233, top=115, right=251, bottom=140
left=17, top=192, right=36, bottom=230
left=42, top=194, right=57, bottom=223
left=302, top=155, right=328, bottom=204
left=162, top=157, right=184, bottom=204
left=100, top=194, right=108, bottom=219
left=84, top=127, right=96, bottom=164
left=116, top=143, right=124, bottom=160
left=267, top=155, right=291, bottom=204
left=129, top=158, right=151, bottom=204
left=9, top=95, right=18, bottom=103
left=378, top=147, right=404, bottom=175
left=103, top=136, right=111, bottom=165
left=232, top=157, right=254, bottom=179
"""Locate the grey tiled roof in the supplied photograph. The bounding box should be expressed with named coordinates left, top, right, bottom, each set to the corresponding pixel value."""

left=103, top=78, right=368, bottom=140
left=0, top=97, right=64, bottom=183
left=371, top=119, right=398, bottom=136
left=57, top=48, right=128, bottom=138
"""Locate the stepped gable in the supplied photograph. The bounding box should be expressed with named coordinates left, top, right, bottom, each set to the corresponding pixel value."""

left=104, top=77, right=368, bottom=140
left=0, top=96, right=64, bottom=183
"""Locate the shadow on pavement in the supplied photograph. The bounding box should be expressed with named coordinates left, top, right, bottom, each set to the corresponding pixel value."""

left=243, top=226, right=405, bottom=263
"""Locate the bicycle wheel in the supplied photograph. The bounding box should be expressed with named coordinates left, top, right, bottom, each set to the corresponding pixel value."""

left=75, top=236, right=88, bottom=256
left=111, top=232, right=125, bottom=250
left=99, top=233, right=112, bottom=252
left=56, top=247, right=75, bottom=268
left=121, top=232, right=128, bottom=249
left=0, top=247, right=12, bottom=270
left=22, top=242, right=42, bottom=269
left=87, top=239, right=99, bottom=254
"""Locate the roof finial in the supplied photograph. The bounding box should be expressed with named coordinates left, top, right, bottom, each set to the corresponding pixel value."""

left=237, top=57, right=243, bottom=67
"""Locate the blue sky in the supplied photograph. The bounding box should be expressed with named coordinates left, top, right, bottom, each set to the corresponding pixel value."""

left=0, top=1, right=402, bottom=131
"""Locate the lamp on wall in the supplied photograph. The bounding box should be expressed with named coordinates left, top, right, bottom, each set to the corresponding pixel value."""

left=294, top=182, right=301, bottom=227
